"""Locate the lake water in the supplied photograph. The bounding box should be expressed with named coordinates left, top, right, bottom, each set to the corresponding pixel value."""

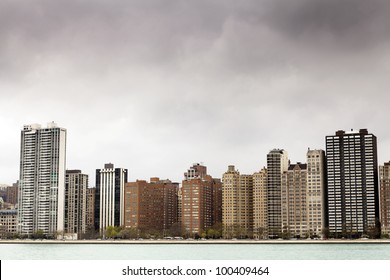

left=1, top=243, right=390, bottom=260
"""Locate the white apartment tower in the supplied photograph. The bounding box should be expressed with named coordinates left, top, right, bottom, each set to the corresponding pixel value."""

left=18, top=122, right=67, bottom=235
left=94, top=163, right=128, bottom=233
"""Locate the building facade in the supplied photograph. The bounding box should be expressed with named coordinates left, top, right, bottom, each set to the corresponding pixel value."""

left=18, top=122, right=67, bottom=236
left=326, top=129, right=380, bottom=237
left=86, top=187, right=96, bottom=231
left=94, top=163, right=128, bottom=233
left=5, top=182, right=18, bottom=206
left=181, top=163, right=219, bottom=235
left=124, top=178, right=178, bottom=232
left=306, top=149, right=326, bottom=237
left=0, top=210, right=17, bottom=238
left=281, top=163, right=307, bottom=238
left=267, top=149, right=289, bottom=238
left=380, top=162, right=390, bottom=235
left=253, top=167, right=268, bottom=239
left=222, top=166, right=253, bottom=238
left=64, top=170, right=88, bottom=236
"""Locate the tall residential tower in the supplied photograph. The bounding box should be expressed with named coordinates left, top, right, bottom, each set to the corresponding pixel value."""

left=18, top=122, right=67, bottom=235
left=267, top=149, right=289, bottom=238
left=94, top=163, right=128, bottom=234
left=326, top=129, right=379, bottom=237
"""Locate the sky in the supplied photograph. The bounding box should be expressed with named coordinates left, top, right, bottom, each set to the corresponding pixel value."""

left=1, top=0, right=390, bottom=185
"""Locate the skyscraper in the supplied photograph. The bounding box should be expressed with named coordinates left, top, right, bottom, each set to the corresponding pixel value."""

left=326, top=129, right=380, bottom=237
left=379, top=162, right=390, bottom=235
left=281, top=163, right=307, bottom=238
left=86, top=187, right=96, bottom=231
left=306, top=149, right=326, bottom=237
left=64, top=170, right=88, bottom=236
left=94, top=163, right=128, bottom=234
left=253, top=167, right=268, bottom=239
left=181, top=163, right=219, bottom=235
left=267, top=149, right=289, bottom=238
left=222, top=165, right=253, bottom=238
left=18, top=122, right=67, bottom=236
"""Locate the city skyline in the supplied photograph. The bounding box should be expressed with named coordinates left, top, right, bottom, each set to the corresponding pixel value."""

left=2, top=0, right=390, bottom=185
left=1, top=124, right=390, bottom=185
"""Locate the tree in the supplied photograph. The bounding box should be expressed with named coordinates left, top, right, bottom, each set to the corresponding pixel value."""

left=31, top=230, right=45, bottom=240
left=168, top=223, right=183, bottom=237
left=105, top=226, right=122, bottom=239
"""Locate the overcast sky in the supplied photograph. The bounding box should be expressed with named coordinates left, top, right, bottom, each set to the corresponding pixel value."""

left=1, top=0, right=390, bottom=185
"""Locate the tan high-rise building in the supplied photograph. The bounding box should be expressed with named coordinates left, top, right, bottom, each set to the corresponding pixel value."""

left=124, top=178, right=179, bottom=232
left=306, top=149, right=326, bottom=237
left=182, top=163, right=220, bottom=235
left=64, top=170, right=88, bottom=236
left=253, top=167, right=268, bottom=239
left=380, top=162, right=390, bottom=235
left=222, top=166, right=253, bottom=238
left=282, top=163, right=308, bottom=238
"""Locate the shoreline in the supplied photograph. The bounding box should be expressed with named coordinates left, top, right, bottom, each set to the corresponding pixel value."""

left=1, top=239, right=390, bottom=245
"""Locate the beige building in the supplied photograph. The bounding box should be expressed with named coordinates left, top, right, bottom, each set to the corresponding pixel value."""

left=253, top=167, right=268, bottom=239
left=222, top=166, right=253, bottom=238
left=281, top=149, right=326, bottom=239
left=306, top=149, right=326, bottom=237
left=0, top=210, right=17, bottom=237
left=282, top=163, right=308, bottom=238
left=380, top=162, right=390, bottom=235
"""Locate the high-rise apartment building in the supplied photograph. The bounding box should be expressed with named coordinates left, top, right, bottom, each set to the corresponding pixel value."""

left=5, top=182, right=18, bottom=205
left=222, top=166, right=253, bottom=238
left=267, top=149, right=289, bottom=238
left=18, top=122, right=66, bottom=236
left=177, top=187, right=182, bottom=225
left=281, top=163, right=307, bottom=237
left=380, top=162, right=390, bottom=235
left=86, top=187, right=96, bottom=230
left=326, top=129, right=380, bottom=237
left=94, top=163, right=127, bottom=233
left=253, top=167, right=267, bottom=239
left=181, top=163, right=220, bottom=235
left=306, top=149, right=326, bottom=237
left=212, top=178, right=223, bottom=227
left=64, top=170, right=88, bottom=236
left=124, top=178, right=178, bottom=232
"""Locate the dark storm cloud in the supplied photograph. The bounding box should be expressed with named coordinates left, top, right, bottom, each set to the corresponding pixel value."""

left=259, top=0, right=390, bottom=48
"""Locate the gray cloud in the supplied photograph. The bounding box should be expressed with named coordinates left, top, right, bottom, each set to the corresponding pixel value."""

left=1, top=0, right=390, bottom=184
